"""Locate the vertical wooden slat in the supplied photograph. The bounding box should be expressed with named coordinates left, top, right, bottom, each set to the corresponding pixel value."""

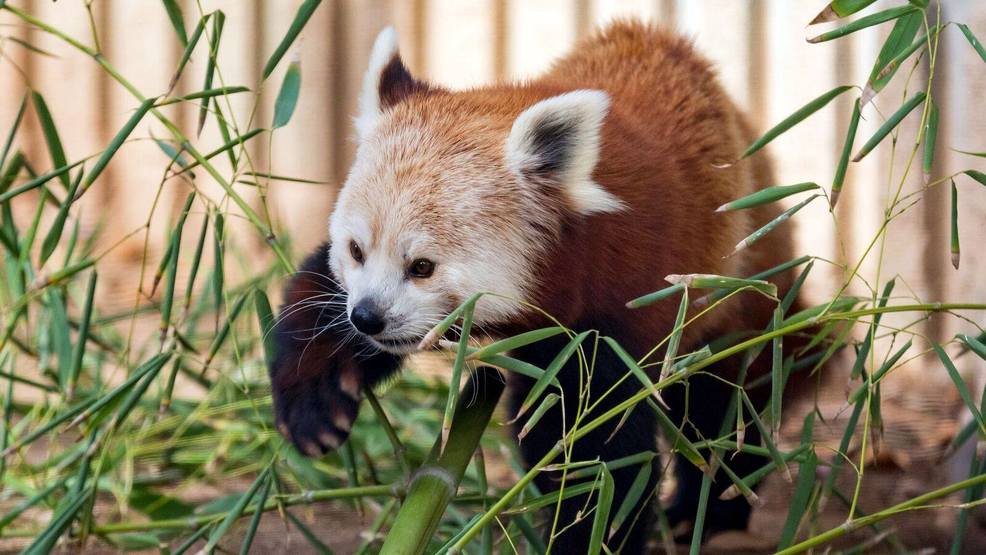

left=329, top=0, right=392, bottom=182
left=938, top=4, right=986, bottom=345
left=424, top=0, right=496, bottom=88
left=506, top=0, right=578, bottom=80
left=262, top=2, right=337, bottom=256
left=762, top=0, right=842, bottom=306
left=98, top=1, right=178, bottom=294
left=589, top=0, right=659, bottom=28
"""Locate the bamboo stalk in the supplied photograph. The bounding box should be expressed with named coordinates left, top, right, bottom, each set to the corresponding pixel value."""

left=379, top=366, right=504, bottom=555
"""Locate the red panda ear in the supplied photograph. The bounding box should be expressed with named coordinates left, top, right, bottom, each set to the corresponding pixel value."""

left=505, top=90, right=626, bottom=215
left=355, top=27, right=431, bottom=139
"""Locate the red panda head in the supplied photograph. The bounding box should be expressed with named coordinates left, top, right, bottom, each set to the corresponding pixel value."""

left=328, top=27, right=625, bottom=353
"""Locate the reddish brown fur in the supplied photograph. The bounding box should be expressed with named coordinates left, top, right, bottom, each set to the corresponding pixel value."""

left=385, top=21, right=792, bottom=348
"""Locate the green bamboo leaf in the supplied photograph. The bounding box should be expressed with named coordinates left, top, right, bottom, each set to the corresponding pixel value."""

left=161, top=85, right=250, bottom=105
left=588, top=465, right=615, bottom=555
left=924, top=99, right=939, bottom=185
left=22, top=489, right=89, bottom=554
left=665, top=273, right=778, bottom=299
left=504, top=482, right=597, bottom=515
left=740, top=392, right=791, bottom=482
left=82, top=96, right=157, bottom=193
left=852, top=91, right=927, bottom=162
left=442, top=297, right=475, bottom=449
left=153, top=137, right=190, bottom=169
left=706, top=456, right=757, bottom=510
left=467, top=326, right=564, bottom=361
left=950, top=180, right=960, bottom=269
left=698, top=255, right=812, bottom=307
left=808, top=6, right=920, bottom=43
left=238, top=470, right=273, bottom=555
left=39, top=166, right=83, bottom=265
left=0, top=158, right=85, bottom=204
left=568, top=452, right=657, bottom=480
left=625, top=282, right=684, bottom=309
left=65, top=270, right=97, bottom=396
left=0, top=397, right=95, bottom=457
left=958, top=23, right=986, bottom=65
left=0, top=150, right=25, bottom=195
left=933, top=343, right=985, bottom=434
left=254, top=288, right=276, bottom=370
left=68, top=352, right=171, bottom=428
left=183, top=215, right=209, bottom=311
left=849, top=339, right=912, bottom=404
left=669, top=345, right=712, bottom=373
left=603, top=337, right=662, bottom=404
left=153, top=191, right=195, bottom=297
left=31, top=91, right=70, bottom=189
left=777, top=451, right=818, bottom=549
left=168, top=13, right=210, bottom=91
left=197, top=11, right=225, bottom=136
left=0, top=476, right=68, bottom=529
left=650, top=401, right=709, bottom=474
left=959, top=334, right=986, bottom=361
left=516, top=331, right=589, bottom=416
left=861, top=10, right=924, bottom=105
left=732, top=195, right=821, bottom=255
left=173, top=128, right=264, bottom=177
left=161, top=0, right=188, bottom=45
left=262, top=0, right=321, bottom=80
left=781, top=260, right=813, bottom=316
left=660, top=288, right=688, bottom=380
left=105, top=354, right=171, bottom=432
left=203, top=467, right=272, bottom=554
left=32, top=257, right=96, bottom=292
left=770, top=307, right=784, bottom=439
left=212, top=211, right=225, bottom=318
left=0, top=93, right=27, bottom=169
left=964, top=169, right=986, bottom=187
left=272, top=60, right=302, bottom=129
left=809, top=0, right=878, bottom=24
left=849, top=278, right=897, bottom=380
left=5, top=37, right=57, bottom=58
left=741, top=86, right=854, bottom=159
left=286, top=509, right=336, bottom=554
left=419, top=293, right=482, bottom=349
left=517, top=393, right=559, bottom=441
left=159, top=228, right=181, bottom=339
left=476, top=354, right=546, bottom=382
left=716, top=182, right=818, bottom=212
left=609, top=460, right=653, bottom=537
left=203, top=291, right=249, bottom=369
left=721, top=445, right=811, bottom=502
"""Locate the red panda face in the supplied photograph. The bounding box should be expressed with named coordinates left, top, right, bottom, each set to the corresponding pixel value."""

left=326, top=27, right=626, bottom=354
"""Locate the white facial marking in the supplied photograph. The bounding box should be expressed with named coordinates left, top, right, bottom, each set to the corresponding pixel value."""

left=355, top=26, right=400, bottom=140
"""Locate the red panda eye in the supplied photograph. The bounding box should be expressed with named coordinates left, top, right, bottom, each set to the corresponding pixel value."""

left=409, top=259, right=435, bottom=278
left=349, top=241, right=364, bottom=264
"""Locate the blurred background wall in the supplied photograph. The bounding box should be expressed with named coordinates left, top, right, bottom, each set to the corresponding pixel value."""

left=1, top=1, right=984, bottom=386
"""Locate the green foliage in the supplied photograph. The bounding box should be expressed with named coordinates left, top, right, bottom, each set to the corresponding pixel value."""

left=0, top=2, right=984, bottom=555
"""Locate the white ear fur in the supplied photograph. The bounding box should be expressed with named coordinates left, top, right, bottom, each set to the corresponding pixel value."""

left=505, top=90, right=625, bottom=215
left=355, top=26, right=400, bottom=140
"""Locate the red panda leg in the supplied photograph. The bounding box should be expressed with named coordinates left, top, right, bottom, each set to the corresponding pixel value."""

left=270, top=243, right=403, bottom=456
left=508, top=336, right=658, bottom=554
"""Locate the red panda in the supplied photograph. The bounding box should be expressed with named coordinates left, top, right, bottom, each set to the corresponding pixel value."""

left=270, top=21, right=796, bottom=552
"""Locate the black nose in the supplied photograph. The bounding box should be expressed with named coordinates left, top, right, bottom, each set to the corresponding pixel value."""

left=350, top=300, right=386, bottom=335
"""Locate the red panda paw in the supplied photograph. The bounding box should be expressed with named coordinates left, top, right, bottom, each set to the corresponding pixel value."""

left=272, top=357, right=363, bottom=457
